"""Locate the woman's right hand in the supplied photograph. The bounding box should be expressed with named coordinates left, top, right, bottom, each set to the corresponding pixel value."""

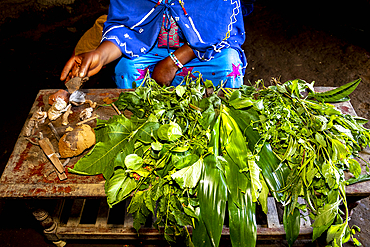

left=60, top=51, right=103, bottom=82
left=60, top=41, right=122, bottom=82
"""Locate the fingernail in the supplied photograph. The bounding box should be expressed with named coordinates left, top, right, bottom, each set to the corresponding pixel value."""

left=79, top=72, right=84, bottom=77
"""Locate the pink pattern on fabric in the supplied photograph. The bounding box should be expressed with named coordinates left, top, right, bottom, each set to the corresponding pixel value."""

left=158, top=14, right=180, bottom=48
left=177, top=67, right=197, bottom=78
left=136, top=66, right=149, bottom=80
left=227, top=63, right=241, bottom=79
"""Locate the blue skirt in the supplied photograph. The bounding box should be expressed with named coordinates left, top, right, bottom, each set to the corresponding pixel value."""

left=113, top=44, right=246, bottom=89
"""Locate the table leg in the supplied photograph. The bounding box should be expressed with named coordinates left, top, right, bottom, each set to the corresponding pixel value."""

left=30, top=205, right=66, bottom=247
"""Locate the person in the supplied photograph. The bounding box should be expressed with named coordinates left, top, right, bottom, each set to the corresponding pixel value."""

left=60, top=0, right=255, bottom=88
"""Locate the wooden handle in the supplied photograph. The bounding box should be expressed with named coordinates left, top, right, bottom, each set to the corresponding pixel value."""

left=39, top=138, right=65, bottom=174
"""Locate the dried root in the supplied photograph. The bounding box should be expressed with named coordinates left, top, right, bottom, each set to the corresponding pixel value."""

left=25, top=107, right=47, bottom=137
left=62, top=104, right=73, bottom=126
left=48, top=97, right=68, bottom=121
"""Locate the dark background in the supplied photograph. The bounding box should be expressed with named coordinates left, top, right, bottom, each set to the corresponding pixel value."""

left=0, top=0, right=370, bottom=246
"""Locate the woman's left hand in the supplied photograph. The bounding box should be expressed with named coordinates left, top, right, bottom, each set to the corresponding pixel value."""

left=152, top=43, right=196, bottom=86
left=152, top=56, right=179, bottom=86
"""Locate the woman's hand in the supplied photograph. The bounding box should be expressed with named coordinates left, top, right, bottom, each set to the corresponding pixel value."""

left=152, top=56, right=179, bottom=86
left=152, top=43, right=196, bottom=86
left=60, top=41, right=122, bottom=82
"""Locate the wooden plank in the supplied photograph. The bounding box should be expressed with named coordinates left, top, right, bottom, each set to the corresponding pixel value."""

left=266, top=197, right=280, bottom=228
left=67, top=199, right=86, bottom=227
left=95, top=199, right=109, bottom=227
left=52, top=199, right=66, bottom=222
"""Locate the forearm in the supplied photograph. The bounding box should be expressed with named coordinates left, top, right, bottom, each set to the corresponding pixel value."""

left=172, top=43, right=196, bottom=66
left=96, top=40, right=122, bottom=65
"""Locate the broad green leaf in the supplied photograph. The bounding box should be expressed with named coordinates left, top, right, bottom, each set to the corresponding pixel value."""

left=176, top=85, right=186, bottom=97
left=225, top=155, right=256, bottom=247
left=173, top=153, right=199, bottom=169
left=151, top=141, right=163, bottom=151
left=348, top=158, right=361, bottom=178
left=157, top=122, right=182, bottom=142
left=326, top=222, right=347, bottom=246
left=283, top=204, right=300, bottom=247
left=226, top=106, right=289, bottom=201
left=105, top=169, right=137, bottom=207
left=228, top=97, right=254, bottom=109
left=95, top=115, right=135, bottom=143
left=171, top=157, right=203, bottom=189
left=312, top=200, right=340, bottom=240
left=258, top=177, right=269, bottom=214
left=171, top=145, right=190, bottom=152
left=315, top=133, right=327, bottom=147
left=322, top=162, right=340, bottom=189
left=196, top=154, right=227, bottom=247
left=346, top=174, right=370, bottom=185
left=220, top=106, right=248, bottom=170
left=192, top=210, right=213, bottom=247
left=69, top=116, right=146, bottom=178
left=125, top=154, right=143, bottom=170
left=68, top=138, right=128, bottom=179
left=248, top=155, right=262, bottom=202
left=331, top=138, right=350, bottom=161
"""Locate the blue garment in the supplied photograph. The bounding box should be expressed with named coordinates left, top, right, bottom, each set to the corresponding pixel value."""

left=102, top=0, right=249, bottom=66
left=101, top=0, right=254, bottom=88
left=114, top=42, right=244, bottom=88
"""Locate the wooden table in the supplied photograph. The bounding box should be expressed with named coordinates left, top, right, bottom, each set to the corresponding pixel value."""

left=0, top=88, right=369, bottom=246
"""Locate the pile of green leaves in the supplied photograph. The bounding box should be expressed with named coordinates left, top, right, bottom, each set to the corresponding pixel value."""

left=69, top=74, right=370, bottom=247
left=225, top=78, right=370, bottom=246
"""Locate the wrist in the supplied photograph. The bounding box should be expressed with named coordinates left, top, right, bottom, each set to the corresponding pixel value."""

left=169, top=52, right=184, bottom=69
left=97, top=41, right=122, bottom=65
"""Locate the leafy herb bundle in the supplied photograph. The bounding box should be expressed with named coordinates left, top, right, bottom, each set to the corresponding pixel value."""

left=69, top=75, right=370, bottom=247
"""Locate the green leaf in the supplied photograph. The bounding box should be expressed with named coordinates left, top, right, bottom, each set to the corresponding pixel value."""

left=105, top=170, right=137, bottom=207
left=157, top=122, right=183, bottom=142
left=312, top=200, right=340, bottom=240
left=125, top=154, right=143, bottom=170
left=176, top=85, right=186, bottom=97
left=308, top=78, right=361, bottom=103
left=69, top=116, right=145, bottom=178
left=258, top=177, right=269, bottom=214
left=326, top=222, right=347, bottom=246
left=348, top=158, right=361, bottom=179
left=315, top=133, right=327, bottom=147
left=283, top=204, right=300, bottom=247
left=225, top=155, right=257, bottom=247
left=248, top=155, right=262, bottom=202
left=171, top=157, right=203, bottom=189
left=173, top=153, right=199, bottom=169
left=228, top=97, right=254, bottom=109
left=322, top=162, right=340, bottom=189
left=226, top=106, right=289, bottom=201
left=68, top=138, right=128, bottom=179
left=151, top=141, right=163, bottom=151
left=346, top=174, right=370, bottom=185
left=128, top=190, right=150, bottom=232
left=331, top=139, right=350, bottom=162
left=195, top=154, right=227, bottom=247
left=220, top=106, right=248, bottom=171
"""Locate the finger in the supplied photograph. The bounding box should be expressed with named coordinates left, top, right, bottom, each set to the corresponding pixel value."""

left=71, top=64, right=81, bottom=79
left=78, top=55, right=93, bottom=78
left=60, top=56, right=79, bottom=81
left=65, top=71, right=73, bottom=82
